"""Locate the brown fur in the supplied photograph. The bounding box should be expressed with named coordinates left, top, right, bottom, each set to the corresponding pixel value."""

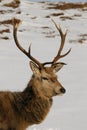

left=0, top=75, right=53, bottom=130
left=0, top=91, right=52, bottom=129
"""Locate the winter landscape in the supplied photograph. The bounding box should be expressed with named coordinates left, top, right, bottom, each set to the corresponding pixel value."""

left=0, top=0, right=87, bottom=130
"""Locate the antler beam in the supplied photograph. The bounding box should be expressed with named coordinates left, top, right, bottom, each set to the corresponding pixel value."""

left=43, top=19, right=71, bottom=66
left=12, top=18, right=43, bottom=69
left=51, top=19, right=71, bottom=65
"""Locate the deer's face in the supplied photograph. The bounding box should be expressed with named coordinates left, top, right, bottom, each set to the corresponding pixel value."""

left=30, top=61, right=66, bottom=98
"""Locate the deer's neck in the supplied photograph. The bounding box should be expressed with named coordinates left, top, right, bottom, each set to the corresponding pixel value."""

left=13, top=76, right=53, bottom=125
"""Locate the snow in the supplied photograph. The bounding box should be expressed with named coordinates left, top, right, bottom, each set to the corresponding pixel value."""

left=0, top=0, right=87, bottom=130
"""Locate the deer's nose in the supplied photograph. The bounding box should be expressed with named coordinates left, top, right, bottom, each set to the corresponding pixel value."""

left=60, top=88, right=66, bottom=94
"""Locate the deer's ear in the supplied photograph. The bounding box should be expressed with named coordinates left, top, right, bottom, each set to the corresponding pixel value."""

left=52, top=62, right=66, bottom=73
left=30, top=61, right=40, bottom=75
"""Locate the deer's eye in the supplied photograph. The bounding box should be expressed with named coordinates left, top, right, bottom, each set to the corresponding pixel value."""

left=42, top=77, right=48, bottom=80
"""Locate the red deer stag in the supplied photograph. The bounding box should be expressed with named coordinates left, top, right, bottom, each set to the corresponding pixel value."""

left=0, top=18, right=71, bottom=130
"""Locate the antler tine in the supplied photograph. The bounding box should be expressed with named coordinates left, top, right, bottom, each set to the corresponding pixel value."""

left=42, top=19, right=71, bottom=67
left=51, top=19, right=71, bottom=65
left=28, top=45, right=43, bottom=69
left=12, top=18, right=43, bottom=69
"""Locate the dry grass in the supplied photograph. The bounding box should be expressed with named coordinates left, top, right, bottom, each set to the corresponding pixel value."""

left=0, top=18, right=20, bottom=40
left=0, top=19, right=12, bottom=25
left=0, top=29, right=10, bottom=34
left=0, top=36, right=9, bottom=40
left=4, top=0, right=20, bottom=8
left=60, top=16, right=74, bottom=21
left=0, top=18, right=20, bottom=25
left=69, top=34, right=87, bottom=44
left=47, top=2, right=87, bottom=10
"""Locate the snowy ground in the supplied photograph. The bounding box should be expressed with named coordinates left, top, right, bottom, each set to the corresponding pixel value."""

left=0, top=0, right=87, bottom=130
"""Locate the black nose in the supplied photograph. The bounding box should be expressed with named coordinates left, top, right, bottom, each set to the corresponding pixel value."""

left=60, top=88, right=66, bottom=94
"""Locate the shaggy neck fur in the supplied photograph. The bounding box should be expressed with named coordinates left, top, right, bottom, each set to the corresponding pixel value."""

left=13, top=75, right=53, bottom=127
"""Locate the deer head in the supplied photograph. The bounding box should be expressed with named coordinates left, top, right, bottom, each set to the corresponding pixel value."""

left=12, top=18, right=71, bottom=97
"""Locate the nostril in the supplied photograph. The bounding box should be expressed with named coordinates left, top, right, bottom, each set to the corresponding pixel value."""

left=60, top=88, right=66, bottom=93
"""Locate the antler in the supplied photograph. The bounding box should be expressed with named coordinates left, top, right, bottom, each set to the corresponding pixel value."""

left=13, top=18, right=71, bottom=68
left=51, top=19, right=71, bottom=65
left=43, top=19, right=71, bottom=66
left=12, top=18, right=43, bottom=69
